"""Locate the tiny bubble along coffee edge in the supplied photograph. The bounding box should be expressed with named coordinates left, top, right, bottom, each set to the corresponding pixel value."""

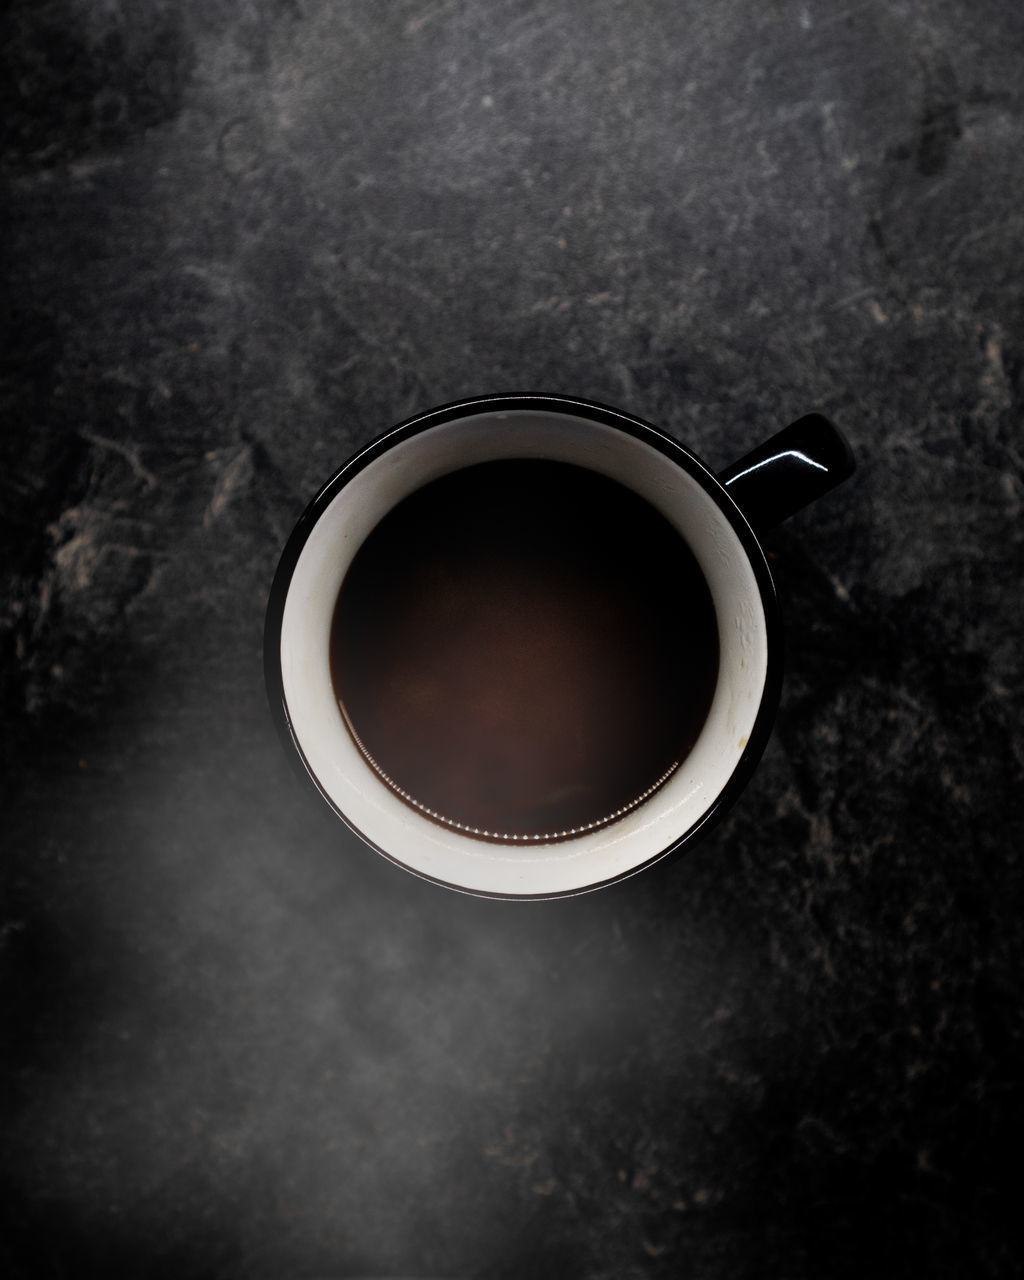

left=264, top=395, right=854, bottom=899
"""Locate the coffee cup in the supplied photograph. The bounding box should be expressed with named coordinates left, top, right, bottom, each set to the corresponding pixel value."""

left=264, top=395, right=854, bottom=898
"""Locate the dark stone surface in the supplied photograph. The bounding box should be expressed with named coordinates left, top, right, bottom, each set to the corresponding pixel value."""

left=2, top=1, right=1022, bottom=1277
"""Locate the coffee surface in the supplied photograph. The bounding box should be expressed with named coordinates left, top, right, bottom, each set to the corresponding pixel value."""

left=330, top=460, right=719, bottom=840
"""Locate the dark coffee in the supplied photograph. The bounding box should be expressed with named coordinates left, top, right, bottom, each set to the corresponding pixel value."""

left=329, top=459, right=719, bottom=841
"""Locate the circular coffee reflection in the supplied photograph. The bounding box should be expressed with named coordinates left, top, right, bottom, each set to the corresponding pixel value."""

left=330, top=460, right=719, bottom=842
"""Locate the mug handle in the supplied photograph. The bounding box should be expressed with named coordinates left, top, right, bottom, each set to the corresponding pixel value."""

left=717, top=414, right=855, bottom=536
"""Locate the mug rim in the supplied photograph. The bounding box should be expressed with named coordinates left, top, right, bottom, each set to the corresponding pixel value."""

left=263, top=393, right=783, bottom=899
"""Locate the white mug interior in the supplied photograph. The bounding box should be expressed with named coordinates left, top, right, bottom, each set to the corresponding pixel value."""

left=279, top=408, right=769, bottom=896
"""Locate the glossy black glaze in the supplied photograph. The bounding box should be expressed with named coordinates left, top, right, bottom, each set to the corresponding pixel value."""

left=263, top=394, right=786, bottom=899
left=718, top=414, right=856, bottom=535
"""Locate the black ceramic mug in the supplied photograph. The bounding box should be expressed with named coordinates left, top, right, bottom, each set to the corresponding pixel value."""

left=264, top=395, right=854, bottom=898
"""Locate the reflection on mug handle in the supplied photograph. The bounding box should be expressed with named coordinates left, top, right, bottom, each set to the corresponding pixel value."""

left=718, top=414, right=856, bottom=536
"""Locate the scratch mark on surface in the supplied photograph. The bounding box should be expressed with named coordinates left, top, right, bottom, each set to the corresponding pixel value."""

left=829, top=286, right=875, bottom=312
left=205, top=445, right=254, bottom=526
left=977, top=325, right=1012, bottom=413
left=405, top=1, right=457, bottom=35
left=81, top=430, right=157, bottom=489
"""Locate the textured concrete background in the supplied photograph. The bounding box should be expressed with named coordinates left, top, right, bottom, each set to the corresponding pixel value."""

left=2, top=1, right=1022, bottom=1277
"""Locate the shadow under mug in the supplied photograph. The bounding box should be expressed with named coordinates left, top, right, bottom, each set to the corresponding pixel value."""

left=264, top=395, right=854, bottom=899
